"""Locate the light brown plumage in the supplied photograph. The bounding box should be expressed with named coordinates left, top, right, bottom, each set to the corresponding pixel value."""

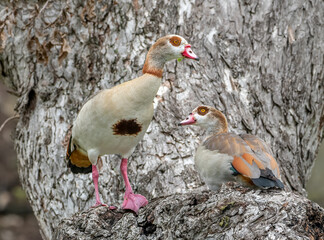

left=66, top=35, right=199, bottom=213
left=179, top=105, right=284, bottom=190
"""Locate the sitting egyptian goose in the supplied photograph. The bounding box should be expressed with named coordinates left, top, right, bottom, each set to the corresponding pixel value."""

left=179, top=106, right=284, bottom=190
left=66, top=35, right=199, bottom=213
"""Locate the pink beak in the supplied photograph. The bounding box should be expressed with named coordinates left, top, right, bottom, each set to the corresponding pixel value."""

left=179, top=113, right=196, bottom=126
left=182, top=45, right=199, bottom=60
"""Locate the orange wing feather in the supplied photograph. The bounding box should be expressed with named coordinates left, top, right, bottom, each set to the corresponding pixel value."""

left=232, top=156, right=252, bottom=177
left=240, top=134, right=282, bottom=179
left=203, top=133, right=262, bottom=179
left=265, top=152, right=281, bottom=178
left=203, top=132, right=284, bottom=188
left=242, top=153, right=265, bottom=170
left=70, top=149, right=92, bottom=168
left=66, top=135, right=92, bottom=173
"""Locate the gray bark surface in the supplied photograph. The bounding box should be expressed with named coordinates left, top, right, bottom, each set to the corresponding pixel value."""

left=0, top=0, right=323, bottom=239
left=54, top=184, right=324, bottom=240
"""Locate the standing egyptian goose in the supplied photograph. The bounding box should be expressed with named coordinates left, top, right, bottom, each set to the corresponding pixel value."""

left=66, top=35, right=199, bottom=213
left=179, top=106, right=284, bottom=190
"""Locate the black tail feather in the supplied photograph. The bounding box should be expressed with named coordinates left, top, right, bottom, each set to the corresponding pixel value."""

left=275, top=179, right=285, bottom=189
left=67, top=160, right=92, bottom=174
left=66, top=135, right=92, bottom=174
left=66, top=134, right=73, bottom=160
left=252, top=168, right=285, bottom=189
left=252, top=177, right=284, bottom=189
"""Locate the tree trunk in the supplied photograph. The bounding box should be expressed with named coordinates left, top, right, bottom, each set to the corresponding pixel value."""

left=0, top=0, right=323, bottom=239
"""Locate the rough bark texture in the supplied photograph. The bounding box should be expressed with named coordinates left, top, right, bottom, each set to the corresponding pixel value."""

left=0, top=0, right=323, bottom=239
left=54, top=184, right=324, bottom=240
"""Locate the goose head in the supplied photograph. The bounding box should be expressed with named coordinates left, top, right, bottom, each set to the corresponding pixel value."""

left=179, top=105, right=228, bottom=134
left=143, top=35, right=199, bottom=76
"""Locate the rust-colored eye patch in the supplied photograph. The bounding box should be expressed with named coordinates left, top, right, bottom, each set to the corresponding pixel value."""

left=170, top=36, right=182, bottom=47
left=197, top=106, right=209, bottom=116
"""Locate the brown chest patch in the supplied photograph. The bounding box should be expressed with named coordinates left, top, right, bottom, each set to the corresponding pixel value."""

left=112, top=119, right=142, bottom=136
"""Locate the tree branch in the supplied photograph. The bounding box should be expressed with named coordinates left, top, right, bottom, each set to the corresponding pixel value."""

left=54, top=184, right=324, bottom=240
left=0, top=115, right=19, bottom=133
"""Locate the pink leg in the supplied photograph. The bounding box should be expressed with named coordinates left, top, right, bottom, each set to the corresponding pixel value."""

left=120, top=158, right=148, bottom=213
left=92, top=165, right=105, bottom=207
left=91, top=165, right=116, bottom=209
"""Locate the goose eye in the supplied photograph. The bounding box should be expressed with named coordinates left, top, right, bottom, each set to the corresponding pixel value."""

left=197, top=106, right=209, bottom=115
left=170, top=36, right=181, bottom=46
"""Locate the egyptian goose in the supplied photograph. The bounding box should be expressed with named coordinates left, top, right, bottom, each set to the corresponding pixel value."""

left=179, top=106, right=284, bottom=190
left=66, top=35, right=199, bottom=213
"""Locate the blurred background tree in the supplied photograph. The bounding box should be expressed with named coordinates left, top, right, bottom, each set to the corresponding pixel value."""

left=0, top=85, right=42, bottom=240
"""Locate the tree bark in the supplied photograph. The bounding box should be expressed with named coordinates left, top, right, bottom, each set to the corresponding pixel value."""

left=0, top=0, right=323, bottom=239
left=54, top=184, right=324, bottom=240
